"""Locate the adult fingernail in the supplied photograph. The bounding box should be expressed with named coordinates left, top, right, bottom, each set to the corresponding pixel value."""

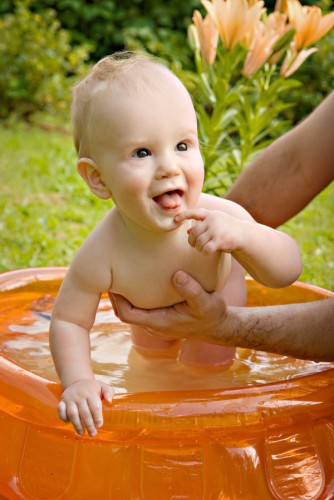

left=174, top=271, right=187, bottom=285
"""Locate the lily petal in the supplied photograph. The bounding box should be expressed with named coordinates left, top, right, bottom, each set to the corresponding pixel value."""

left=287, top=0, right=334, bottom=50
left=202, top=0, right=264, bottom=50
left=243, top=11, right=288, bottom=76
left=193, top=10, right=219, bottom=64
left=281, top=46, right=318, bottom=77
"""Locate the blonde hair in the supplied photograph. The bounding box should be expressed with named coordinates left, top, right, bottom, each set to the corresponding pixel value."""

left=71, top=51, right=174, bottom=158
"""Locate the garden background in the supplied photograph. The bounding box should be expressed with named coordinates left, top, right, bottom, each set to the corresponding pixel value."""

left=0, top=0, right=333, bottom=291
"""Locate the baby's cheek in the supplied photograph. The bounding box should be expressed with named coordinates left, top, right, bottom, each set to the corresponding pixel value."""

left=128, top=178, right=146, bottom=193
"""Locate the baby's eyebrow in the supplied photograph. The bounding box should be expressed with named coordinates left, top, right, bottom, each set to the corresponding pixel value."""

left=180, top=131, right=199, bottom=143
left=118, top=136, right=149, bottom=146
left=116, top=140, right=147, bottom=152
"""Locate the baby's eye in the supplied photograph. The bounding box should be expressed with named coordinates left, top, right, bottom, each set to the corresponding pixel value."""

left=176, top=142, right=188, bottom=152
left=133, top=148, right=151, bottom=158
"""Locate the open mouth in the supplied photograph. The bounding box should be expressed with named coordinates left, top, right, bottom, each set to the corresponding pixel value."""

left=153, top=189, right=184, bottom=210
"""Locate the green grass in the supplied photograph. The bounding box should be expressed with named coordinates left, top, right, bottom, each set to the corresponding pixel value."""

left=1, top=121, right=333, bottom=291
left=0, top=122, right=110, bottom=270
left=283, top=184, right=334, bottom=291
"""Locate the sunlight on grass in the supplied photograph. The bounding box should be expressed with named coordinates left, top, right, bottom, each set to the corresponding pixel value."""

left=0, top=122, right=111, bottom=270
left=283, top=183, right=334, bottom=290
left=0, top=122, right=333, bottom=291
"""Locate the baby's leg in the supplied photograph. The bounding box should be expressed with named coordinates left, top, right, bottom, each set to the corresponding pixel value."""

left=131, top=325, right=180, bottom=356
left=179, top=340, right=236, bottom=366
left=179, top=260, right=247, bottom=367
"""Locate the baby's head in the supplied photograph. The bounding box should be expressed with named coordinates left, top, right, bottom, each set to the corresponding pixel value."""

left=72, top=52, right=195, bottom=159
left=72, top=51, right=204, bottom=232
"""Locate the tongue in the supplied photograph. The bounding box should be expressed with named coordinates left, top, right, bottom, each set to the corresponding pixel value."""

left=154, top=191, right=181, bottom=209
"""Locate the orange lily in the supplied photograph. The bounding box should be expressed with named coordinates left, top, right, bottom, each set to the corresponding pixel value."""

left=192, top=10, right=219, bottom=64
left=274, top=0, right=288, bottom=14
left=280, top=41, right=317, bottom=77
left=287, top=0, right=334, bottom=50
left=279, top=0, right=334, bottom=77
left=243, top=12, right=287, bottom=76
left=201, top=0, right=265, bottom=50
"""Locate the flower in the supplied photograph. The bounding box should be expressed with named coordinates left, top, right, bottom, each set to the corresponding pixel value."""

left=188, top=24, right=200, bottom=52
left=201, top=0, right=265, bottom=50
left=192, top=10, right=219, bottom=65
left=280, top=41, right=317, bottom=77
left=280, top=0, right=334, bottom=77
left=243, top=12, right=287, bottom=76
left=274, top=0, right=288, bottom=14
left=287, top=0, right=334, bottom=50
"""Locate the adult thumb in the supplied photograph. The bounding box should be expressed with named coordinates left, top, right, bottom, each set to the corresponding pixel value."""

left=172, top=270, right=206, bottom=307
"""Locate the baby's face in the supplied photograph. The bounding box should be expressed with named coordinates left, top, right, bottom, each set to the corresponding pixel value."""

left=88, top=71, right=204, bottom=233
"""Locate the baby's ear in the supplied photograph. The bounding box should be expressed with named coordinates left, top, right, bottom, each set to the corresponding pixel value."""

left=77, top=158, right=111, bottom=200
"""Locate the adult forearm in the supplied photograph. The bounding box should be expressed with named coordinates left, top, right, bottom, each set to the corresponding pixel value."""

left=213, top=298, right=334, bottom=361
left=225, top=132, right=308, bottom=227
left=226, top=91, right=334, bottom=228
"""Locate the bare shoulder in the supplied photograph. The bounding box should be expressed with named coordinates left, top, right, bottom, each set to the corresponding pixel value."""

left=67, top=210, right=115, bottom=293
left=197, top=193, right=254, bottom=221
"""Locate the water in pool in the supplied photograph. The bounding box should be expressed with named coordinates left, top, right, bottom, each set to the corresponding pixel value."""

left=0, top=278, right=332, bottom=394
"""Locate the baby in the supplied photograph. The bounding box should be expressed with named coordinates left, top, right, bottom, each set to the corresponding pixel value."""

left=49, top=52, right=302, bottom=437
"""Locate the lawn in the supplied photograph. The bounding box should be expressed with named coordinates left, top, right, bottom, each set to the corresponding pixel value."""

left=1, top=121, right=333, bottom=291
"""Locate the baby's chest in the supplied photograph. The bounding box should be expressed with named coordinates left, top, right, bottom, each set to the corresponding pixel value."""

left=110, top=249, right=222, bottom=309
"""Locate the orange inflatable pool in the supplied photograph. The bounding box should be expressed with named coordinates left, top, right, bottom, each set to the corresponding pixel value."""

left=0, top=267, right=333, bottom=499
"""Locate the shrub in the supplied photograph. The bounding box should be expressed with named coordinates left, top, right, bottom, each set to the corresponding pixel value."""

left=282, top=29, right=334, bottom=123
left=0, top=0, right=202, bottom=66
left=180, top=0, right=334, bottom=195
left=0, top=0, right=90, bottom=120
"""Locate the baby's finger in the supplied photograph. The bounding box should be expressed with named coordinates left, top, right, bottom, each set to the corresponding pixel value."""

left=201, top=240, right=217, bottom=255
left=87, top=397, right=103, bottom=431
left=175, top=208, right=207, bottom=223
left=193, top=233, right=212, bottom=253
left=187, top=219, right=207, bottom=236
left=65, top=401, right=85, bottom=436
left=58, top=400, right=69, bottom=422
left=78, top=400, right=98, bottom=437
left=187, top=221, right=208, bottom=246
left=101, top=384, right=115, bottom=404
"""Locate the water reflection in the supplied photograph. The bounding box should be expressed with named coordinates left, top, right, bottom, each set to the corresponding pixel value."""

left=1, top=294, right=332, bottom=394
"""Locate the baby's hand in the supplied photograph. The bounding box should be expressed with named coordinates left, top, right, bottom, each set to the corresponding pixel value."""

left=58, top=378, right=115, bottom=437
left=175, top=208, right=244, bottom=255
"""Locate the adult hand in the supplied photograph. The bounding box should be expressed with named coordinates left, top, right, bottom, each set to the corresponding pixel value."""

left=109, top=270, right=228, bottom=341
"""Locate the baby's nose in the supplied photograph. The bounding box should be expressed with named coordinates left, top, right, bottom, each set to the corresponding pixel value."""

left=156, top=155, right=181, bottom=178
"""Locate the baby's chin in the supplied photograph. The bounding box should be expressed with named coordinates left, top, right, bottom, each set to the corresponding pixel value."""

left=152, top=215, right=185, bottom=233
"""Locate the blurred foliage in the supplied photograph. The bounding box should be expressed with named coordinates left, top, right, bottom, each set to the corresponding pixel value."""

left=186, top=63, right=300, bottom=195
left=266, top=0, right=334, bottom=123
left=0, top=0, right=332, bottom=67
left=0, top=0, right=202, bottom=65
left=0, top=0, right=90, bottom=120
left=0, top=122, right=108, bottom=270
left=0, top=1, right=332, bottom=122
left=282, top=29, right=334, bottom=124
left=177, top=0, right=334, bottom=194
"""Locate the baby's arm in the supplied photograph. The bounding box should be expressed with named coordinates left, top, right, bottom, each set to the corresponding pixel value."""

left=50, top=227, right=114, bottom=437
left=175, top=194, right=302, bottom=288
